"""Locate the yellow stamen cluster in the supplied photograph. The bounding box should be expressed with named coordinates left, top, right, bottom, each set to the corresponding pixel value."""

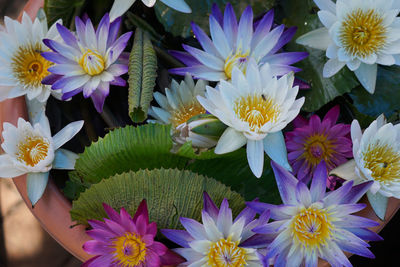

left=170, top=101, right=206, bottom=128
left=292, top=207, right=334, bottom=249
left=79, top=49, right=105, bottom=76
left=234, top=94, right=280, bottom=132
left=207, top=238, right=247, bottom=267
left=112, top=232, right=147, bottom=267
left=224, top=50, right=250, bottom=79
left=363, top=143, right=400, bottom=184
left=340, top=9, right=387, bottom=58
left=12, top=43, right=52, bottom=89
left=17, top=136, right=50, bottom=167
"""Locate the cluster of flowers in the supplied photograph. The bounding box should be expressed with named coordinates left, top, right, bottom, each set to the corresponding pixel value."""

left=0, top=0, right=399, bottom=266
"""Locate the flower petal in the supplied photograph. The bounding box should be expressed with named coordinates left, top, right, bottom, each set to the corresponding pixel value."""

left=247, top=139, right=264, bottom=178
left=27, top=172, right=49, bottom=206
left=109, top=0, right=136, bottom=21
left=215, top=127, right=246, bottom=154
left=52, top=120, right=84, bottom=150
left=366, top=191, right=388, bottom=220
left=263, top=131, right=292, bottom=171
left=296, top=28, right=332, bottom=50
left=52, top=149, right=78, bottom=170
left=271, top=161, right=298, bottom=205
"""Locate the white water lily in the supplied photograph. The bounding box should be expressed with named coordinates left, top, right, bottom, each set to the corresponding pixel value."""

left=297, top=0, right=400, bottom=93
left=331, top=114, right=400, bottom=219
left=197, top=60, right=304, bottom=177
left=0, top=114, right=83, bottom=206
left=0, top=12, right=63, bottom=102
left=149, top=74, right=217, bottom=148
left=109, top=0, right=191, bottom=21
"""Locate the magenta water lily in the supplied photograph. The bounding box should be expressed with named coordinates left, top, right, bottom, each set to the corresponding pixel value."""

left=170, top=3, right=308, bottom=82
left=42, top=13, right=132, bottom=113
left=248, top=161, right=382, bottom=267
left=285, top=105, right=353, bottom=184
left=82, top=200, right=182, bottom=267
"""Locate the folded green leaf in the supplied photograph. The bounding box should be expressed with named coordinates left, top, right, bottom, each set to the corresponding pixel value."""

left=128, top=28, right=158, bottom=123
left=70, top=168, right=245, bottom=228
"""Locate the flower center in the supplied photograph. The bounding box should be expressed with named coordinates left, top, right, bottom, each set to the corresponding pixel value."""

left=234, top=94, right=279, bottom=132
left=11, top=43, right=52, bottom=89
left=292, top=207, right=333, bottom=249
left=79, top=49, right=105, bottom=75
left=171, top=100, right=206, bottom=128
left=303, top=134, right=334, bottom=167
left=224, top=50, right=250, bottom=79
left=339, top=9, right=387, bottom=58
left=207, top=238, right=247, bottom=267
left=112, top=232, right=147, bottom=267
left=363, top=143, right=400, bottom=183
left=17, top=136, right=50, bottom=167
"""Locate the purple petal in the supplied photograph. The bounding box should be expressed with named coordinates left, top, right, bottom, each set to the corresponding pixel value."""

left=263, top=52, right=309, bottom=66
left=133, top=199, right=149, bottom=223
left=102, top=203, right=121, bottom=223
left=269, top=64, right=302, bottom=76
left=252, top=10, right=274, bottom=48
left=179, top=217, right=207, bottom=240
left=41, top=51, right=74, bottom=64
left=296, top=182, right=311, bottom=206
left=252, top=220, right=285, bottom=234
left=237, top=5, right=253, bottom=50
left=291, top=115, right=308, bottom=128
left=324, top=105, right=340, bottom=126
left=109, top=32, right=133, bottom=63
left=82, top=240, right=113, bottom=255
left=182, top=44, right=224, bottom=70
left=293, top=77, right=311, bottom=89
left=310, top=161, right=328, bottom=202
left=82, top=254, right=114, bottom=267
left=160, top=250, right=186, bottom=266
left=86, top=228, right=114, bottom=242
left=223, top=3, right=238, bottom=46
left=217, top=199, right=232, bottom=231
left=340, top=181, right=373, bottom=204
left=269, top=26, right=297, bottom=55
left=247, top=202, right=293, bottom=221
left=161, top=229, right=193, bottom=248
left=334, top=215, right=380, bottom=228
left=203, top=192, right=219, bottom=219
left=169, top=50, right=201, bottom=66
left=346, top=227, right=383, bottom=241
left=96, top=13, right=110, bottom=53
left=62, top=88, right=82, bottom=100
left=191, top=22, right=220, bottom=57
left=42, top=74, right=62, bottom=85
left=323, top=180, right=354, bottom=206
left=56, top=23, right=79, bottom=50
left=211, top=3, right=223, bottom=26
left=110, top=76, right=126, bottom=87
left=52, top=75, right=88, bottom=91
left=75, top=16, right=87, bottom=45
left=169, top=66, right=224, bottom=81
left=91, top=82, right=110, bottom=113
left=271, top=160, right=298, bottom=205
left=42, top=39, right=77, bottom=60
left=240, top=233, right=275, bottom=248
left=107, top=64, right=128, bottom=76
left=234, top=206, right=257, bottom=225
left=108, top=17, right=122, bottom=47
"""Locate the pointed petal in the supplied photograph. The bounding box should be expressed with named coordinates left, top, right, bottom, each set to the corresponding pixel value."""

left=271, top=161, right=298, bottom=205
left=354, top=63, right=377, bottom=94
left=263, top=131, right=292, bottom=171
left=52, top=149, right=79, bottom=170
left=160, top=0, right=192, bottom=13
left=109, top=0, right=136, bottom=21
left=52, top=120, right=84, bottom=150
left=310, top=161, right=328, bottom=202
left=247, top=139, right=264, bottom=178
left=329, top=159, right=359, bottom=181
left=296, top=28, right=332, bottom=50
left=27, top=172, right=49, bottom=206
left=367, top=191, right=388, bottom=220
left=215, top=127, right=246, bottom=154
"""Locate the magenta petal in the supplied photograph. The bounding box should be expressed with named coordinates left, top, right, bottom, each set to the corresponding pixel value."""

left=86, top=228, right=114, bottom=242
left=136, top=215, right=147, bottom=236
left=203, top=192, right=219, bottom=219
left=83, top=240, right=113, bottom=255
left=323, top=105, right=340, bottom=126
left=133, top=199, right=149, bottom=223
left=102, top=203, right=121, bottom=223
left=160, top=250, right=186, bottom=266
left=82, top=254, right=114, bottom=267
left=150, top=241, right=168, bottom=255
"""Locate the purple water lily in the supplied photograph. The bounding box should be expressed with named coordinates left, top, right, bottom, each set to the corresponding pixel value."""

left=162, top=192, right=273, bottom=266
left=285, top=105, right=353, bottom=186
left=42, top=13, right=132, bottom=113
left=248, top=161, right=382, bottom=267
left=170, top=3, right=308, bottom=83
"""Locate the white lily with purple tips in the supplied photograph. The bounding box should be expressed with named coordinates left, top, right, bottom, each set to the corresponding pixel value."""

left=297, top=0, right=400, bottom=93
left=161, top=192, right=272, bottom=266
left=248, top=161, right=381, bottom=267
left=170, top=3, right=308, bottom=82
left=197, top=60, right=304, bottom=177
left=42, top=14, right=132, bottom=113
left=0, top=113, right=83, bottom=206
left=109, top=0, right=192, bottom=22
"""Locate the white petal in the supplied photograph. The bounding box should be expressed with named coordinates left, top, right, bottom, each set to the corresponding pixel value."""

left=296, top=28, right=332, bottom=50
left=246, top=139, right=264, bottom=178
left=0, top=155, right=26, bottom=178
left=326, top=44, right=339, bottom=59
left=346, top=59, right=361, bottom=71
left=318, top=10, right=337, bottom=28
left=52, top=120, right=84, bottom=150
left=263, top=131, right=292, bottom=171
left=160, top=0, right=192, bottom=13
left=367, top=191, right=388, bottom=220
left=354, top=63, right=377, bottom=94
left=329, top=159, right=360, bottom=181
left=53, top=149, right=79, bottom=170
left=109, top=0, right=136, bottom=21
left=27, top=172, right=49, bottom=206
left=314, top=0, right=336, bottom=13
left=215, top=127, right=246, bottom=154
left=323, top=58, right=346, bottom=77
